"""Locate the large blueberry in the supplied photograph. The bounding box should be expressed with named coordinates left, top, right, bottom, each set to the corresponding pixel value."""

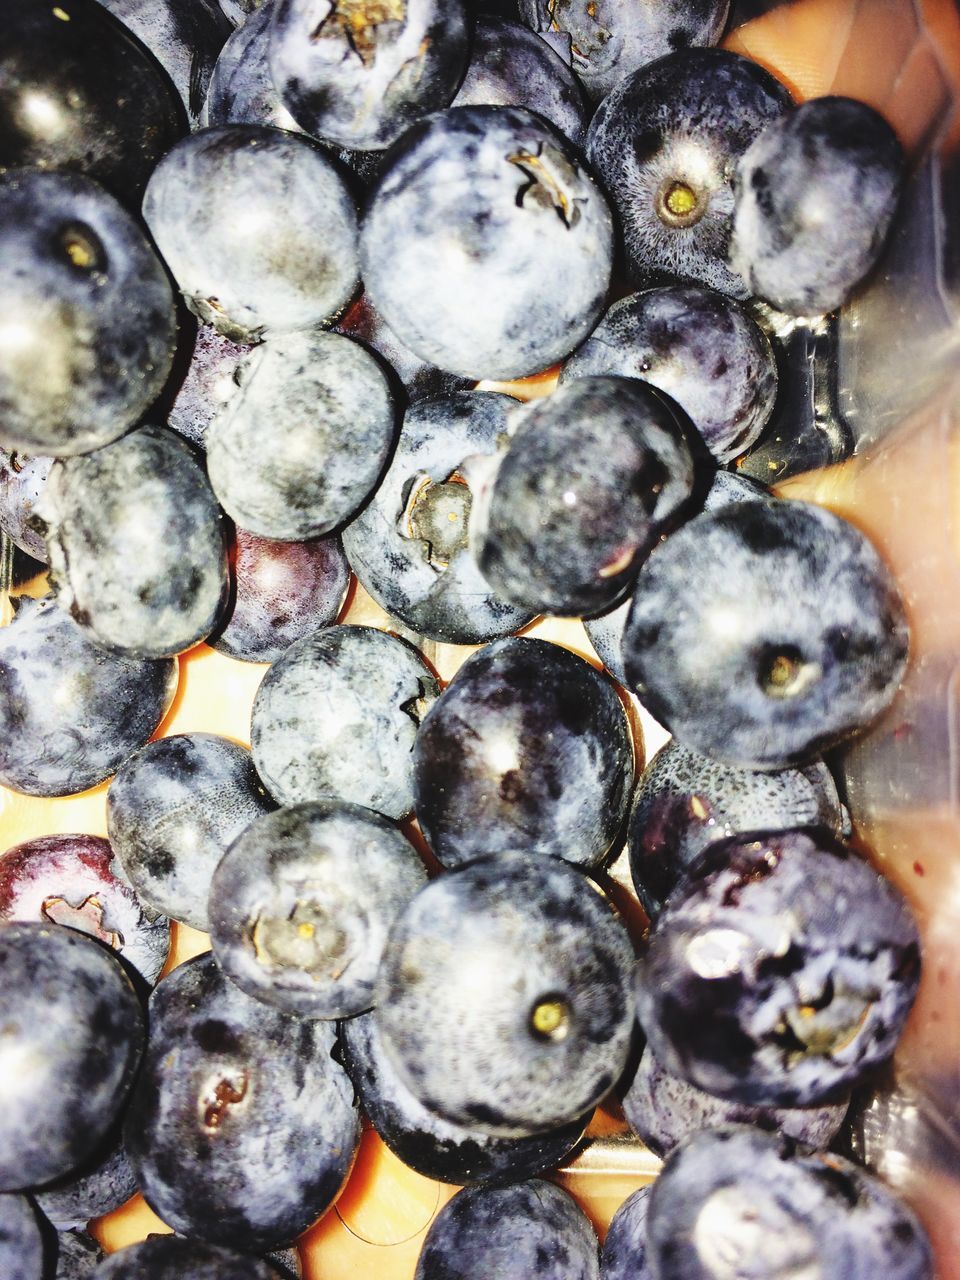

left=413, top=637, right=634, bottom=869
left=341, top=392, right=533, bottom=644
left=636, top=829, right=921, bottom=1107
left=124, top=952, right=360, bottom=1251
left=361, top=106, right=614, bottom=380
left=91, top=1236, right=282, bottom=1278
left=375, top=851, right=636, bottom=1136
left=621, top=498, right=910, bottom=768
left=600, top=1185, right=651, bottom=1280
left=0, top=450, right=52, bottom=562
left=0, top=1194, right=46, bottom=1280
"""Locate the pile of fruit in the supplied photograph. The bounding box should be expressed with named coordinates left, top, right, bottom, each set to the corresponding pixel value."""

left=0, top=0, right=935, bottom=1277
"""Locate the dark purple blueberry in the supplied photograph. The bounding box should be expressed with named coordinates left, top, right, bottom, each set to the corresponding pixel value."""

left=205, top=330, right=395, bottom=540
left=251, top=625, right=439, bottom=819
left=166, top=326, right=248, bottom=452
left=0, top=1194, right=46, bottom=1280
left=124, top=951, right=360, bottom=1252
left=209, top=801, right=427, bottom=1018
left=143, top=126, right=359, bottom=343
left=0, top=833, right=170, bottom=987
left=414, top=1180, right=599, bottom=1279
left=375, top=851, right=636, bottom=1136
left=600, top=1185, right=651, bottom=1280
left=646, top=1127, right=932, bottom=1280
left=55, top=1229, right=104, bottom=1279
left=0, top=594, right=177, bottom=797
left=42, top=426, right=229, bottom=659
left=0, top=922, right=145, bottom=1190
left=339, top=1010, right=588, bottom=1185
left=268, top=0, right=469, bottom=150
left=622, top=1046, right=848, bottom=1157
left=36, top=1131, right=138, bottom=1230
left=0, top=450, right=52, bottom=562
left=561, top=286, right=777, bottom=463
left=730, top=96, right=904, bottom=316
left=413, top=637, right=633, bottom=869
left=621, top=498, right=910, bottom=769
left=627, top=739, right=844, bottom=921
left=202, top=2, right=304, bottom=134
left=107, top=733, right=274, bottom=932
left=211, top=529, right=350, bottom=663
left=586, top=49, right=791, bottom=295
left=452, top=18, right=588, bottom=146
left=0, top=169, right=177, bottom=457
left=0, top=0, right=184, bottom=206
left=360, top=106, right=614, bottom=380
left=471, top=376, right=701, bottom=616
left=341, top=392, right=533, bottom=644
left=91, top=1235, right=282, bottom=1278
left=636, top=829, right=921, bottom=1107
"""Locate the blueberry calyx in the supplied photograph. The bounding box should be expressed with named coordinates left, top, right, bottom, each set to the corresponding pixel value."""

left=399, top=470, right=472, bottom=571
left=250, top=902, right=353, bottom=978
left=310, top=0, right=406, bottom=66
left=507, top=143, right=583, bottom=228
left=41, top=894, right=124, bottom=949
left=656, top=178, right=704, bottom=229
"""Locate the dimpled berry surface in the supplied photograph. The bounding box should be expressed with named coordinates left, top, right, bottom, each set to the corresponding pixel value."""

left=636, top=830, right=921, bottom=1107
left=90, top=1235, right=282, bottom=1279
left=375, top=851, right=636, bottom=1136
left=415, top=1180, right=599, bottom=1280
left=123, top=952, right=360, bottom=1252
left=361, top=105, right=613, bottom=380
left=413, top=637, right=633, bottom=868
left=251, top=625, right=439, bottom=819
left=600, top=1184, right=651, bottom=1280
left=341, top=392, right=533, bottom=644
left=622, top=498, right=909, bottom=768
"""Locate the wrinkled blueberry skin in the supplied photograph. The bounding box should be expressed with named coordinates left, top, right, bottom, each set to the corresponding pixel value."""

left=0, top=0, right=184, bottom=206
left=361, top=106, right=614, bottom=380
left=91, top=1236, right=282, bottom=1279
left=340, top=1010, right=588, bottom=1184
left=252, top=625, right=439, bottom=819
left=108, top=733, right=274, bottom=932
left=627, top=739, right=843, bottom=921
left=473, top=376, right=701, bottom=616
left=43, top=426, right=229, bottom=659
left=269, top=0, right=469, bottom=150
left=143, top=126, right=359, bottom=343
left=622, top=498, right=910, bottom=768
left=0, top=833, right=170, bottom=988
left=209, top=801, right=427, bottom=1018
left=586, top=50, right=791, bottom=296
left=0, top=170, right=177, bottom=457
left=342, top=392, right=533, bottom=644
left=212, top=529, right=350, bottom=663
left=0, top=1194, right=46, bottom=1280
left=561, top=286, right=777, bottom=464
left=205, top=330, right=395, bottom=540
left=600, top=1185, right=651, bottom=1280
left=55, top=1230, right=104, bottom=1279
left=334, top=295, right=473, bottom=403
left=730, top=96, right=904, bottom=316
left=452, top=18, right=588, bottom=146
left=36, top=1132, right=138, bottom=1231
left=124, top=952, right=360, bottom=1252
left=636, top=830, right=921, bottom=1107
left=415, top=1180, right=599, bottom=1280
left=202, top=3, right=305, bottom=134
left=0, top=450, right=52, bottom=561
left=413, top=637, right=633, bottom=869
left=646, top=1127, right=932, bottom=1280
left=0, top=923, right=145, bottom=1190
left=519, top=0, right=729, bottom=103
left=166, top=326, right=248, bottom=452
left=622, top=1046, right=848, bottom=1157
left=0, top=595, right=177, bottom=797
left=375, top=851, right=636, bottom=1136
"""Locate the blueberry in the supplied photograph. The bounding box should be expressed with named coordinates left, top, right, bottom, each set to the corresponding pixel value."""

left=0, top=449, right=52, bottom=562
left=339, top=1010, right=588, bottom=1184
left=166, top=325, right=248, bottom=452
left=375, top=851, right=636, bottom=1136
left=0, top=1193, right=46, bottom=1280
left=635, top=829, right=921, bottom=1107
left=471, top=376, right=701, bottom=616
left=621, top=498, right=910, bottom=768
left=0, top=833, right=170, bottom=988
left=124, top=951, right=360, bottom=1251
left=55, top=1229, right=104, bottom=1279
left=0, top=922, right=145, bottom=1190
left=341, top=392, right=534, bottom=644
left=35, top=1131, right=138, bottom=1231
left=600, top=1185, right=651, bottom=1280
left=202, top=2, right=306, bottom=135
left=209, top=801, right=428, bottom=1018
left=143, top=125, right=359, bottom=343
left=361, top=106, right=614, bottom=380
left=627, top=739, right=844, bottom=921
left=90, top=1235, right=283, bottom=1278
left=413, top=637, right=634, bottom=869
left=269, top=0, right=470, bottom=150
left=251, top=624, right=439, bottom=819
left=0, top=169, right=176, bottom=457
left=586, top=49, right=791, bottom=295
left=0, top=594, right=177, bottom=797
left=107, top=733, right=275, bottom=932
left=42, top=425, right=229, bottom=658
left=561, top=286, right=778, bottom=464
